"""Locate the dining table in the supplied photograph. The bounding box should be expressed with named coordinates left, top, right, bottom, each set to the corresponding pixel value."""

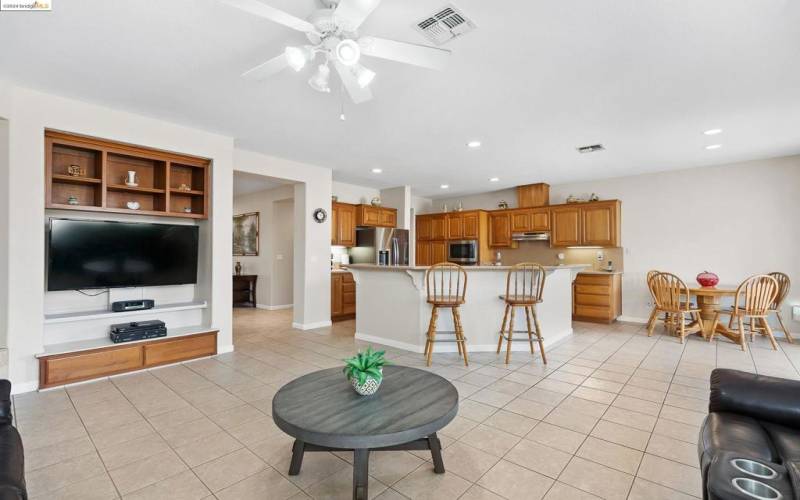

left=688, top=284, right=740, bottom=341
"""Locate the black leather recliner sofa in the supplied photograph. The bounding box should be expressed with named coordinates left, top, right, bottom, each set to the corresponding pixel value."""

left=0, top=380, right=26, bottom=500
left=699, top=368, right=800, bottom=500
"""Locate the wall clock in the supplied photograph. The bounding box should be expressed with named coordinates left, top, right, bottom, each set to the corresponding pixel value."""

left=313, top=208, right=327, bottom=223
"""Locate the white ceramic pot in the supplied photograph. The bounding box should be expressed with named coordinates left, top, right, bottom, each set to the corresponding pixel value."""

left=349, top=368, right=382, bottom=396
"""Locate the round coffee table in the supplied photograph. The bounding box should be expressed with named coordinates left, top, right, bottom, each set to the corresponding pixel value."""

left=272, top=365, right=459, bottom=500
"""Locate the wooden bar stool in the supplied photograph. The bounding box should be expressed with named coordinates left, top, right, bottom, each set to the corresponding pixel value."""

left=496, top=263, right=547, bottom=365
left=710, top=274, right=779, bottom=351
left=423, top=263, right=468, bottom=367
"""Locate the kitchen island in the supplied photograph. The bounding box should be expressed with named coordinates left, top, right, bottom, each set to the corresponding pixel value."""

left=348, top=264, right=588, bottom=353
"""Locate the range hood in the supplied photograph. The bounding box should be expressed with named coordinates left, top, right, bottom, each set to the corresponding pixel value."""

left=512, top=231, right=550, bottom=241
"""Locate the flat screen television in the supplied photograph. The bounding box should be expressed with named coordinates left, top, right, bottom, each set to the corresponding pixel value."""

left=47, top=218, right=199, bottom=291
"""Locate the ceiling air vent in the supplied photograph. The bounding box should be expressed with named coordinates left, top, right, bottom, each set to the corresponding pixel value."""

left=415, top=4, right=476, bottom=46
left=576, top=144, right=605, bottom=154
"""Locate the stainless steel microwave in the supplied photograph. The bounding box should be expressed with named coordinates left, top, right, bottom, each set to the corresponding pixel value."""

left=448, top=240, right=478, bottom=264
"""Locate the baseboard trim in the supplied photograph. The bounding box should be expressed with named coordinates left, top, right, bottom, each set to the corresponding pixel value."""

left=618, top=315, right=649, bottom=324
left=355, top=328, right=573, bottom=354
left=292, top=321, right=332, bottom=331
left=256, top=304, right=293, bottom=311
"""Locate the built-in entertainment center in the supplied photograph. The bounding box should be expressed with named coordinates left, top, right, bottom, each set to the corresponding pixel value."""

left=38, top=130, right=217, bottom=389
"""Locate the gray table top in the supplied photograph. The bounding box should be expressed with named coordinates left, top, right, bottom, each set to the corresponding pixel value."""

left=272, top=365, right=459, bottom=449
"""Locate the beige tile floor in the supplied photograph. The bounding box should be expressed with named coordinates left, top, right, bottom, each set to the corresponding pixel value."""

left=13, top=308, right=800, bottom=499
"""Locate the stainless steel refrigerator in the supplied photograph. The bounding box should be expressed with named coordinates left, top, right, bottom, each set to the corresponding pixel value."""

left=350, top=227, right=410, bottom=266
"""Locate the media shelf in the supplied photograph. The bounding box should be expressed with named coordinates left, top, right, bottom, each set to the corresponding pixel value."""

left=44, top=300, right=208, bottom=325
left=45, top=130, right=210, bottom=219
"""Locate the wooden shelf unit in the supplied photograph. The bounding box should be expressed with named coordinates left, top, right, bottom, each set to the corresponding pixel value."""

left=45, top=130, right=211, bottom=219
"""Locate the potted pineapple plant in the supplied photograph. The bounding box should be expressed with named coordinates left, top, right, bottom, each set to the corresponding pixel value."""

left=343, top=347, right=389, bottom=396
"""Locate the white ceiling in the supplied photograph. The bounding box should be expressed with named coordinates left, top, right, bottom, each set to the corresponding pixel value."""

left=1, top=0, right=799, bottom=198
left=233, top=171, right=293, bottom=196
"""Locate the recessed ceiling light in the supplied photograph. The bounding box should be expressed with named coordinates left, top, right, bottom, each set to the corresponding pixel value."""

left=704, top=128, right=723, bottom=135
left=371, top=168, right=382, bottom=173
left=467, top=141, right=482, bottom=148
left=706, top=144, right=722, bottom=150
left=440, top=184, right=449, bottom=189
left=489, top=177, right=499, bottom=182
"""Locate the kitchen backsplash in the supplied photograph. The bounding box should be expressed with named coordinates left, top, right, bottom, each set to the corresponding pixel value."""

left=487, top=244, right=624, bottom=271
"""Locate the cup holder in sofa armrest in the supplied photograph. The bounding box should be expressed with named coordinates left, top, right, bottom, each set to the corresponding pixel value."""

left=732, top=459, right=779, bottom=480
left=732, top=478, right=782, bottom=500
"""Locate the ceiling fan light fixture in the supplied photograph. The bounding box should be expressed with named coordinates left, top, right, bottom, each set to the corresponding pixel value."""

left=335, top=38, right=361, bottom=66
left=352, top=64, right=376, bottom=89
left=308, top=63, right=331, bottom=93
left=285, top=46, right=309, bottom=72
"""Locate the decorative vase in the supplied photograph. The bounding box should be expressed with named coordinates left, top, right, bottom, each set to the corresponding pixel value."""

left=370, top=197, right=381, bottom=207
left=67, top=195, right=79, bottom=206
left=126, top=201, right=140, bottom=210
left=349, top=368, right=382, bottom=396
left=497, top=200, right=508, bottom=210
left=696, top=271, right=719, bottom=287
left=125, top=170, right=138, bottom=187
left=235, top=261, right=242, bottom=276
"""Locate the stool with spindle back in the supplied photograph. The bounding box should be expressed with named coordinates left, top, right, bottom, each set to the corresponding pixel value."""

left=496, top=263, right=547, bottom=365
left=423, top=262, right=468, bottom=367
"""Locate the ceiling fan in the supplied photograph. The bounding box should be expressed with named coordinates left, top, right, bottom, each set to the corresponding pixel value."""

left=222, top=0, right=452, bottom=103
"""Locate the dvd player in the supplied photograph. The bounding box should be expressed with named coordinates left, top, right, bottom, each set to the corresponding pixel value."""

left=110, top=320, right=167, bottom=344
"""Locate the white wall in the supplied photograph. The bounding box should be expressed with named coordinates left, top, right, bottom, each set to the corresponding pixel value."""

left=332, top=181, right=379, bottom=205
left=234, top=150, right=333, bottom=330
left=380, top=186, right=411, bottom=229
left=0, top=118, right=8, bottom=377
left=0, top=84, right=235, bottom=392
left=437, top=156, right=800, bottom=329
left=233, top=184, right=295, bottom=308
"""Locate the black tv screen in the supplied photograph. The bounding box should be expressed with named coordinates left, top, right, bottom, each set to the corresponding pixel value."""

left=47, top=219, right=199, bottom=291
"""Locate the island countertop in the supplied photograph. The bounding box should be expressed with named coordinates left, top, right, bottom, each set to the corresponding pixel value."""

left=348, top=264, right=590, bottom=272
left=348, top=264, right=582, bottom=355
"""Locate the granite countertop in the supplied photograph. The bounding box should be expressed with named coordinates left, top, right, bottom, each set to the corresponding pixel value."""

left=348, top=264, right=590, bottom=272
left=577, top=270, right=624, bottom=275
left=331, top=268, right=351, bottom=273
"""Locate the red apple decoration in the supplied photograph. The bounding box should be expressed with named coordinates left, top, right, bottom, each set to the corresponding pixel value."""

left=697, top=271, right=719, bottom=287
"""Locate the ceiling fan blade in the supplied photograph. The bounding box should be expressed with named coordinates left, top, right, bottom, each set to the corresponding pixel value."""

left=221, top=0, right=317, bottom=33
left=334, top=0, right=382, bottom=31
left=334, top=61, right=373, bottom=104
left=360, top=36, right=450, bottom=71
left=241, top=53, right=288, bottom=80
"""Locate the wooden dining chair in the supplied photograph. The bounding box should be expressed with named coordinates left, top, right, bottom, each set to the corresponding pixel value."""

left=423, top=262, right=469, bottom=366
left=709, top=275, right=779, bottom=351
left=496, top=263, right=547, bottom=365
left=744, top=272, right=793, bottom=345
left=647, top=272, right=704, bottom=342
left=645, top=270, right=674, bottom=333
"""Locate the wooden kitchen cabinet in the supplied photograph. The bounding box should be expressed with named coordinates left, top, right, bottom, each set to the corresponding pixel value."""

left=550, top=206, right=581, bottom=247
left=331, top=271, right=356, bottom=321
left=447, top=211, right=480, bottom=239
left=550, top=200, right=621, bottom=247
left=510, top=208, right=549, bottom=232
left=517, top=183, right=550, bottom=208
left=416, top=240, right=447, bottom=265
left=416, top=240, right=431, bottom=266
left=431, top=240, right=447, bottom=264
left=416, top=215, right=432, bottom=241
left=356, top=204, right=397, bottom=228
left=581, top=200, right=620, bottom=247
left=573, top=272, right=622, bottom=323
left=488, top=211, right=513, bottom=247
left=430, top=214, right=448, bottom=240
left=331, top=202, right=356, bottom=246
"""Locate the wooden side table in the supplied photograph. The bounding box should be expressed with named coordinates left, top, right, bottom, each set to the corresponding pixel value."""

left=233, top=274, right=257, bottom=307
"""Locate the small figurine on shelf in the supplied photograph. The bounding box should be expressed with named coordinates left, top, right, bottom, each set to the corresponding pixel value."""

left=566, top=194, right=578, bottom=203
left=183, top=207, right=192, bottom=213
left=67, top=165, right=85, bottom=177
left=125, top=170, right=138, bottom=187
left=235, top=261, right=242, bottom=276
left=370, top=197, right=382, bottom=207
left=589, top=193, right=600, bottom=202
left=497, top=200, right=509, bottom=210
left=456, top=201, right=463, bottom=212
left=178, top=183, right=191, bottom=192
left=126, top=201, right=141, bottom=210
left=67, top=195, right=79, bottom=206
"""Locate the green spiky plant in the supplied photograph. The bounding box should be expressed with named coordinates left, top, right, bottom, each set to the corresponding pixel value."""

left=343, top=347, right=389, bottom=386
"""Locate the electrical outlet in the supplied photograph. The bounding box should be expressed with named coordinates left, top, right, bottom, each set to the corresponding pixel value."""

left=276, top=254, right=284, bottom=260
left=596, top=251, right=604, bottom=261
